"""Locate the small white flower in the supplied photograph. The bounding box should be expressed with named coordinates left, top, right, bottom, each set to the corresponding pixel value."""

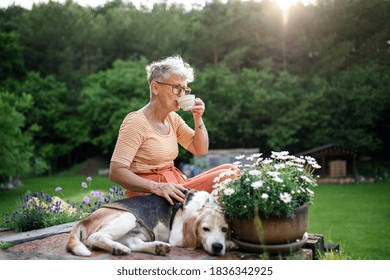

left=223, top=178, right=233, bottom=185
left=274, top=163, right=286, bottom=169
left=248, top=170, right=262, bottom=176
left=273, top=177, right=284, bottom=183
left=235, top=155, right=245, bottom=160
left=280, top=192, right=292, bottom=203
left=267, top=171, right=280, bottom=177
left=211, top=189, right=219, bottom=197
left=226, top=169, right=238, bottom=176
left=223, top=188, right=235, bottom=196
left=306, top=188, right=314, bottom=196
left=271, top=151, right=289, bottom=160
left=295, top=158, right=306, bottom=164
left=251, top=180, right=263, bottom=189
left=261, top=193, right=269, bottom=200
left=213, top=183, right=225, bottom=190
left=246, top=156, right=254, bottom=161
left=252, top=153, right=262, bottom=158
left=312, top=163, right=321, bottom=169
left=301, top=175, right=312, bottom=183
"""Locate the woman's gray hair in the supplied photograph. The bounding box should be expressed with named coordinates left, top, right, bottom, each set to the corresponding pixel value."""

left=146, top=55, right=194, bottom=84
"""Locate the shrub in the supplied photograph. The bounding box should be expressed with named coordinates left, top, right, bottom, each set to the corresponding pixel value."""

left=1, top=179, right=125, bottom=232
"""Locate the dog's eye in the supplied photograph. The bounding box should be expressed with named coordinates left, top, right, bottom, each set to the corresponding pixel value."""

left=221, top=227, right=228, bottom=233
left=202, top=227, right=210, bottom=232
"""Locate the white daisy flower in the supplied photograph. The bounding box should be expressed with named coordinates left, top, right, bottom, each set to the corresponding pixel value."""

left=251, top=181, right=264, bottom=189
left=273, top=177, right=283, bottom=183
left=223, top=188, right=235, bottom=196
left=300, top=175, right=312, bottom=183
left=279, top=192, right=292, bottom=203
left=248, top=170, right=262, bottom=176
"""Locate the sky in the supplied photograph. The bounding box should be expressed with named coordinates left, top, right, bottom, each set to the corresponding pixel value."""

left=0, top=0, right=212, bottom=10
left=0, top=0, right=317, bottom=11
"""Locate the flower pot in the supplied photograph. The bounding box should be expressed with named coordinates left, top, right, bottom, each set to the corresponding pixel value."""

left=230, top=203, right=308, bottom=245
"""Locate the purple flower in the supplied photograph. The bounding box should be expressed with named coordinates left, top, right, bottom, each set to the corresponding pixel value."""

left=86, top=177, right=92, bottom=182
left=90, top=191, right=103, bottom=197
left=81, top=182, right=88, bottom=188
left=83, top=196, right=90, bottom=204
left=55, top=187, right=62, bottom=193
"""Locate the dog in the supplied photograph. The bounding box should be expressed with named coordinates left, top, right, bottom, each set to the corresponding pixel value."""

left=66, top=190, right=236, bottom=257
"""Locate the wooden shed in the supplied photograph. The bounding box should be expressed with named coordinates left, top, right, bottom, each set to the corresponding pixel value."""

left=295, top=144, right=357, bottom=182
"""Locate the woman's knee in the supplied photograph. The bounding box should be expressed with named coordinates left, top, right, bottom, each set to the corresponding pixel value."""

left=217, top=163, right=240, bottom=172
left=216, top=167, right=240, bottom=180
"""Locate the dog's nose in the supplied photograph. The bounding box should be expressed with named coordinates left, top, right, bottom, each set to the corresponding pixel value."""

left=212, top=243, right=224, bottom=254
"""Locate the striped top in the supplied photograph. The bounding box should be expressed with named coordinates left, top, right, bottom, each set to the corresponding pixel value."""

left=111, top=111, right=195, bottom=173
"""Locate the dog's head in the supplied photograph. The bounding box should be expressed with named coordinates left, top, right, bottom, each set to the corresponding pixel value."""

left=181, top=191, right=230, bottom=256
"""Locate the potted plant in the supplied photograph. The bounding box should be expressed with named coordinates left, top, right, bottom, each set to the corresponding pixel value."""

left=211, top=151, right=321, bottom=250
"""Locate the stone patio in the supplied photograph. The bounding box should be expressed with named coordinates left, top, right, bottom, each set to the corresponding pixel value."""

left=0, top=222, right=319, bottom=260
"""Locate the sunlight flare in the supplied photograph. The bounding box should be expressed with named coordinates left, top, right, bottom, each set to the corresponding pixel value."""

left=273, top=0, right=317, bottom=11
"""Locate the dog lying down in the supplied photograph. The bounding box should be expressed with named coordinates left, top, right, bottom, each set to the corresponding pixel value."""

left=66, top=190, right=236, bottom=257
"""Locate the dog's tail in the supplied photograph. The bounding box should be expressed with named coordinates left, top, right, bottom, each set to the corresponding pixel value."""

left=66, top=222, right=91, bottom=257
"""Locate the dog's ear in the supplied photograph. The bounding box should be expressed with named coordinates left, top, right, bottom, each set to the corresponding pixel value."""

left=182, top=212, right=201, bottom=249
left=183, top=189, right=197, bottom=207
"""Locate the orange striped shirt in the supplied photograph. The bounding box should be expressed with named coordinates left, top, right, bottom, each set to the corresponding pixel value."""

left=111, top=111, right=194, bottom=173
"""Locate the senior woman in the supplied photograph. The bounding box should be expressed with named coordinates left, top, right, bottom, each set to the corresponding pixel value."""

left=109, top=55, right=239, bottom=205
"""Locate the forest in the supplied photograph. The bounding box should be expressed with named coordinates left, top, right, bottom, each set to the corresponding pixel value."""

left=0, top=0, right=389, bottom=184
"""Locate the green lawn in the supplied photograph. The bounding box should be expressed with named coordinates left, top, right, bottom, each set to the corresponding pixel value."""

left=1, top=176, right=389, bottom=260
left=308, top=182, right=390, bottom=260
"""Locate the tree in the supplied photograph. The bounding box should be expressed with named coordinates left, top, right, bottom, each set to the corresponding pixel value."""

left=16, top=72, right=70, bottom=172
left=0, top=32, right=25, bottom=84
left=77, top=58, right=150, bottom=155
left=0, top=92, right=33, bottom=184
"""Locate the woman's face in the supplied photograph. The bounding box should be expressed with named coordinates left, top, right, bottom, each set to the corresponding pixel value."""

left=154, top=75, right=188, bottom=112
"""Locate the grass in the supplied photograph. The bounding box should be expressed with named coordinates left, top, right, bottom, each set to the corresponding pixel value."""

left=308, top=181, right=390, bottom=260
left=0, top=241, right=14, bottom=250
left=1, top=175, right=389, bottom=260
left=0, top=175, right=115, bottom=213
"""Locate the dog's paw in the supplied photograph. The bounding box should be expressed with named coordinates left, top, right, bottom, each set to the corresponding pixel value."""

left=112, top=245, right=131, bottom=255
left=226, top=240, right=239, bottom=251
left=155, top=243, right=171, bottom=256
